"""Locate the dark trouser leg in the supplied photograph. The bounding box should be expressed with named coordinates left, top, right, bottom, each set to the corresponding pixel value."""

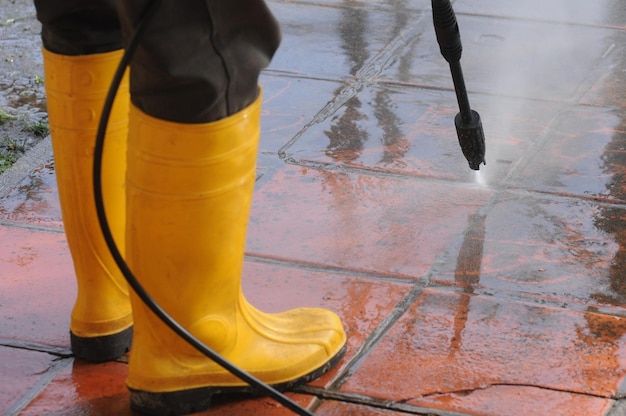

left=36, top=0, right=281, bottom=122
left=34, top=0, right=122, bottom=55
left=117, top=0, right=281, bottom=123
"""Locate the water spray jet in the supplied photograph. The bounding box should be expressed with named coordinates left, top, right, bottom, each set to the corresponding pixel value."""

left=432, top=0, right=486, bottom=170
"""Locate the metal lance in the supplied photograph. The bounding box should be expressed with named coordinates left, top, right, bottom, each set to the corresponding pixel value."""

left=432, top=0, right=486, bottom=170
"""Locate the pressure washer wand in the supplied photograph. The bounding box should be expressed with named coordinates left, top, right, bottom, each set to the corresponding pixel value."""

left=432, top=0, right=486, bottom=170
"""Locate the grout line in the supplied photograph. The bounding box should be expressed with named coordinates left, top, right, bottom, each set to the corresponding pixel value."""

left=244, top=252, right=422, bottom=285
left=263, top=68, right=352, bottom=85
left=0, top=218, right=64, bottom=233
left=324, top=283, right=426, bottom=392
left=280, top=156, right=493, bottom=193
left=268, top=57, right=625, bottom=113
left=513, top=187, right=626, bottom=209
left=376, top=78, right=618, bottom=110
left=269, top=0, right=429, bottom=14
left=277, top=15, right=423, bottom=159
left=297, top=385, right=473, bottom=416
left=3, top=357, right=72, bottom=416
left=277, top=81, right=358, bottom=159
left=0, top=338, right=72, bottom=358
left=284, top=151, right=626, bottom=210
left=455, top=10, right=626, bottom=32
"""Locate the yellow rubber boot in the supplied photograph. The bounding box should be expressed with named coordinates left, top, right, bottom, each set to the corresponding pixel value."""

left=43, top=49, right=133, bottom=362
left=125, top=91, right=347, bottom=415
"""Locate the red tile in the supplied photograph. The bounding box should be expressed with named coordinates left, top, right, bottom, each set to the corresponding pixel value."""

left=316, top=400, right=409, bottom=415
left=20, top=359, right=131, bottom=416
left=285, top=85, right=561, bottom=184
left=10, top=257, right=410, bottom=414
left=340, top=288, right=624, bottom=415
left=23, top=358, right=317, bottom=416
left=0, top=221, right=411, bottom=382
left=21, top=357, right=318, bottom=415
left=431, top=192, right=626, bottom=311
left=259, top=75, right=344, bottom=156
left=248, top=164, right=492, bottom=279
left=408, top=385, right=613, bottom=416
left=0, top=225, right=73, bottom=348
left=515, top=107, right=626, bottom=202
left=0, top=347, right=66, bottom=415
left=267, top=2, right=427, bottom=79
left=242, top=260, right=412, bottom=387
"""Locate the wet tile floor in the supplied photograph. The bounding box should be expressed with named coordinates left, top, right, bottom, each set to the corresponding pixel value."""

left=2, top=0, right=626, bottom=415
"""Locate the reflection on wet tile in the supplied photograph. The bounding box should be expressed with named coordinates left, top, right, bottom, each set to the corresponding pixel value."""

left=285, top=83, right=561, bottom=183
left=0, top=347, right=67, bottom=415
left=242, top=261, right=412, bottom=387
left=305, top=0, right=430, bottom=10
left=341, top=288, right=623, bottom=415
left=0, top=225, right=73, bottom=347
left=248, top=164, right=492, bottom=278
left=259, top=74, right=343, bottom=154
left=267, top=1, right=427, bottom=79
left=20, top=359, right=130, bottom=416
left=514, top=107, right=626, bottom=202
left=431, top=191, right=626, bottom=310
left=21, top=357, right=317, bottom=416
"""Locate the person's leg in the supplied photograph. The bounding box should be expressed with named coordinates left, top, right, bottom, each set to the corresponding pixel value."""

left=117, top=1, right=347, bottom=414
left=34, top=0, right=123, bottom=55
left=117, top=0, right=280, bottom=122
left=35, top=0, right=132, bottom=362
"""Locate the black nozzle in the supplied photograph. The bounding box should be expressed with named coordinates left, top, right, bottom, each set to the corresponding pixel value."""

left=455, top=110, right=486, bottom=170
left=432, top=0, right=486, bottom=170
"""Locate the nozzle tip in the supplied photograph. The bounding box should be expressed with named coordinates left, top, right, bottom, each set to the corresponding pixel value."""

left=468, top=158, right=485, bottom=171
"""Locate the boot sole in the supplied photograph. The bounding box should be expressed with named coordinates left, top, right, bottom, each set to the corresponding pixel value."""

left=71, top=326, right=133, bottom=363
left=129, top=344, right=347, bottom=415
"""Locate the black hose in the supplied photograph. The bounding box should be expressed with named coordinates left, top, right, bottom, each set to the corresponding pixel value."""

left=92, top=1, right=313, bottom=414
